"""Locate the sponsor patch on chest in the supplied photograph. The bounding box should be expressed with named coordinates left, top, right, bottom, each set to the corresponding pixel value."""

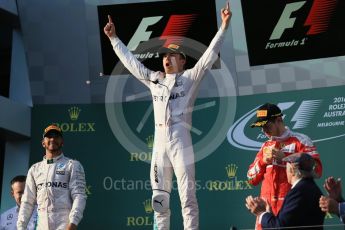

left=280, top=143, right=296, bottom=153
left=56, top=162, right=66, bottom=175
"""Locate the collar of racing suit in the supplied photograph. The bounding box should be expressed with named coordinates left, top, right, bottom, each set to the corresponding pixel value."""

left=270, top=127, right=291, bottom=142
left=44, top=153, right=64, bottom=164
left=164, top=71, right=184, bottom=80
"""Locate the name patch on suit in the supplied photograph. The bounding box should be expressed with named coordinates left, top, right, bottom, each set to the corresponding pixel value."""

left=37, top=181, right=68, bottom=190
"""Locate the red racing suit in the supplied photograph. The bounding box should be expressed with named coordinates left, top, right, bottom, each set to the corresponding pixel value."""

left=247, top=128, right=322, bottom=229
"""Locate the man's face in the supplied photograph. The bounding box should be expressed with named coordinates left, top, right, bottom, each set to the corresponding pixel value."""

left=163, top=53, right=186, bottom=74
left=261, top=119, right=280, bottom=137
left=42, top=131, right=63, bottom=152
left=11, top=181, right=25, bottom=207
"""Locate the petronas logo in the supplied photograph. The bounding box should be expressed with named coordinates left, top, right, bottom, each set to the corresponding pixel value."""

left=143, top=199, right=153, bottom=214
left=225, top=164, right=238, bottom=178
left=146, top=135, right=154, bottom=149
left=68, top=106, right=81, bottom=121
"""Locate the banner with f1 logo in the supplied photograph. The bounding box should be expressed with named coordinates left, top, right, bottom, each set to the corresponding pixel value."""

left=98, top=0, right=218, bottom=75
left=241, top=0, right=345, bottom=66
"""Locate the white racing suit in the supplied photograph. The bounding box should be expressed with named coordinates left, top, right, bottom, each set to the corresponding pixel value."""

left=110, top=27, right=226, bottom=230
left=0, top=205, right=37, bottom=230
left=17, top=154, right=87, bottom=230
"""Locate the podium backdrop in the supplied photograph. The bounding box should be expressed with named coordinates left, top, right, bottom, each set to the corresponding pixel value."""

left=30, top=85, right=345, bottom=229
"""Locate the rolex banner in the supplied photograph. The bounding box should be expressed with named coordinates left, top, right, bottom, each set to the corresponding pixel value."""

left=30, top=85, right=345, bottom=229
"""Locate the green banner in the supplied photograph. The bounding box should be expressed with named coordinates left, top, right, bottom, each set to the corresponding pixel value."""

left=30, top=85, right=345, bottom=229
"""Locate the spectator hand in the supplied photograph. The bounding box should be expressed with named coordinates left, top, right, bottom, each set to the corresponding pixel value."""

left=319, top=195, right=339, bottom=215
left=324, top=177, right=343, bottom=202
left=245, top=195, right=267, bottom=216
left=263, top=197, right=272, bottom=213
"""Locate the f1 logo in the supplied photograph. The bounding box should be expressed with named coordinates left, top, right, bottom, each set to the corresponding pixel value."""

left=99, top=0, right=218, bottom=75
left=270, top=0, right=338, bottom=40
left=127, top=16, right=163, bottom=51
left=127, top=14, right=197, bottom=51
left=270, top=1, right=306, bottom=40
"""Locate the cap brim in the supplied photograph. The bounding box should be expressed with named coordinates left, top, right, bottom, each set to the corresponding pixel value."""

left=158, top=47, right=173, bottom=54
left=43, top=129, right=63, bottom=138
left=250, top=119, right=268, bottom=128
left=158, top=47, right=186, bottom=58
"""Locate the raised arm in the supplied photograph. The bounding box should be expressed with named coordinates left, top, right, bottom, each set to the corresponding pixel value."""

left=221, top=1, right=232, bottom=30
left=190, top=1, right=232, bottom=80
left=103, top=15, right=159, bottom=87
left=104, top=15, right=116, bottom=38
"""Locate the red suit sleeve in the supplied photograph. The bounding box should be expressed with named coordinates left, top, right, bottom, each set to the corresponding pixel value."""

left=247, top=145, right=268, bottom=186
left=296, top=136, right=322, bottom=178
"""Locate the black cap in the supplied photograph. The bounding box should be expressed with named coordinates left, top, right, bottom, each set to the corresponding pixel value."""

left=43, top=124, right=63, bottom=138
left=282, top=153, right=315, bottom=173
left=250, top=103, right=283, bottom=128
left=159, top=43, right=186, bottom=59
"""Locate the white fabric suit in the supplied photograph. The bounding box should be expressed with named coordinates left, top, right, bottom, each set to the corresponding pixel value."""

left=110, top=27, right=226, bottom=230
left=17, top=154, right=87, bottom=230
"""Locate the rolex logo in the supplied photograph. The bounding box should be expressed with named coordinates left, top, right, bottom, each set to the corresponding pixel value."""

left=146, top=135, right=154, bottom=150
left=143, top=199, right=153, bottom=214
left=225, top=164, right=238, bottom=178
left=85, top=185, right=92, bottom=196
left=68, top=106, right=81, bottom=121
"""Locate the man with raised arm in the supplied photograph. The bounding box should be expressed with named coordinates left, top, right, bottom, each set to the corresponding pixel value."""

left=103, top=3, right=231, bottom=229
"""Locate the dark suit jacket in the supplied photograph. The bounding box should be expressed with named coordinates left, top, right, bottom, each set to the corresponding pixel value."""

left=261, top=178, right=325, bottom=229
